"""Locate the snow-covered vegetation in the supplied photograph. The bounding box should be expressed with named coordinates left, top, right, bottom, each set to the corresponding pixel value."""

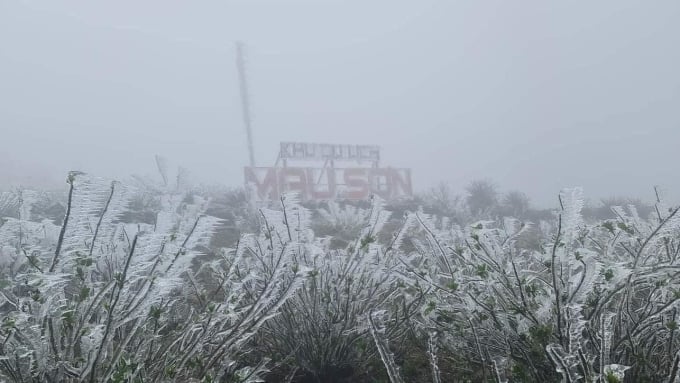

left=1, top=172, right=680, bottom=383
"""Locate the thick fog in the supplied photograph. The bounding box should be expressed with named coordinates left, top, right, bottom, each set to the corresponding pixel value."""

left=1, top=0, right=679, bottom=206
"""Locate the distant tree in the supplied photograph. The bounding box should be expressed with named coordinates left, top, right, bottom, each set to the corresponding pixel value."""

left=501, top=190, right=531, bottom=218
left=424, top=182, right=459, bottom=217
left=465, top=179, right=498, bottom=216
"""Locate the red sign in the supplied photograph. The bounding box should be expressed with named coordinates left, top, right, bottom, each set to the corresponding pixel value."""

left=245, top=167, right=412, bottom=201
left=279, top=142, right=380, bottom=163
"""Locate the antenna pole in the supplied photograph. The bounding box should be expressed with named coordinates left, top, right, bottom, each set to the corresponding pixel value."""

left=236, top=41, right=256, bottom=167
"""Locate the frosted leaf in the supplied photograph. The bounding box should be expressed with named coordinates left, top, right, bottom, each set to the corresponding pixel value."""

left=387, top=212, right=410, bottom=251
left=183, top=215, right=223, bottom=250
left=602, top=364, right=630, bottom=382
left=546, top=343, right=583, bottom=383
left=317, top=201, right=369, bottom=231
left=559, top=187, right=584, bottom=247
left=502, top=217, right=525, bottom=239
left=81, top=324, right=106, bottom=355
left=365, top=195, right=391, bottom=238
left=568, top=248, right=602, bottom=303
left=233, top=367, right=266, bottom=383
left=280, top=192, right=313, bottom=243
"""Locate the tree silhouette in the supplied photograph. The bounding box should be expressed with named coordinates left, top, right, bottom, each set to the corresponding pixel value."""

left=465, top=179, right=498, bottom=216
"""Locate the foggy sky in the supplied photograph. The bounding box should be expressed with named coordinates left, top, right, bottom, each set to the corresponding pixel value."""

left=1, top=0, right=679, bottom=207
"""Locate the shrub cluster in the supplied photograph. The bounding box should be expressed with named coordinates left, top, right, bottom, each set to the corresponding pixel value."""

left=1, top=173, right=679, bottom=383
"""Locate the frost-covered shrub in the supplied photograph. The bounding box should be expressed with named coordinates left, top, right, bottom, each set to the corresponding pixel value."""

left=3, top=174, right=680, bottom=383
left=0, top=172, right=305, bottom=383
left=389, top=187, right=680, bottom=383
left=253, top=196, right=422, bottom=382
left=311, top=201, right=369, bottom=249
left=204, top=187, right=260, bottom=248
